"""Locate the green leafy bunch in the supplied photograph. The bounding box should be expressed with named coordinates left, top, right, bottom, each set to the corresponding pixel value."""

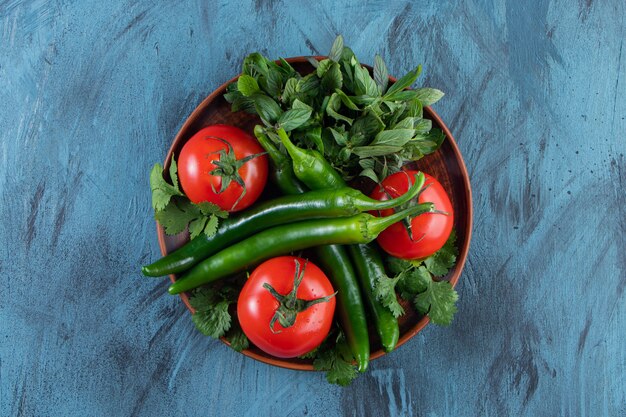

left=224, top=35, right=446, bottom=182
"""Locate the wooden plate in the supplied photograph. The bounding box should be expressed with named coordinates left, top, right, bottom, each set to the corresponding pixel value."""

left=156, top=57, right=473, bottom=371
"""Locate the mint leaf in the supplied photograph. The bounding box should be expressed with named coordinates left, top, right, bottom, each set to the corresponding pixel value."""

left=424, top=230, right=458, bottom=276
left=352, top=145, right=403, bottom=157
left=321, top=62, right=343, bottom=93
left=384, top=90, right=419, bottom=102
left=385, top=65, right=422, bottom=96
left=326, top=93, right=353, bottom=125
left=414, top=88, right=444, bottom=106
left=328, top=35, right=344, bottom=62
left=373, top=55, right=389, bottom=94
left=316, top=59, right=333, bottom=77
left=281, top=77, right=298, bottom=104
left=414, top=280, right=458, bottom=326
left=359, top=167, right=379, bottom=182
left=259, top=67, right=283, bottom=98
left=334, top=89, right=360, bottom=110
left=252, top=94, right=283, bottom=125
left=409, top=128, right=445, bottom=155
left=352, top=64, right=378, bottom=97
left=278, top=108, right=312, bottom=132
left=370, top=129, right=415, bottom=147
left=237, top=75, right=260, bottom=97
left=350, top=112, right=385, bottom=145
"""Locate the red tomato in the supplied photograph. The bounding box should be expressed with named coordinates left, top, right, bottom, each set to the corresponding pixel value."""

left=177, top=124, right=268, bottom=212
left=370, top=171, right=454, bottom=260
left=237, top=256, right=336, bottom=358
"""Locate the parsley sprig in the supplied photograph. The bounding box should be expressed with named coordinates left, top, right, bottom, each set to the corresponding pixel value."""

left=313, top=331, right=359, bottom=386
left=375, top=231, right=459, bottom=326
left=149, top=157, right=228, bottom=239
left=188, top=285, right=250, bottom=351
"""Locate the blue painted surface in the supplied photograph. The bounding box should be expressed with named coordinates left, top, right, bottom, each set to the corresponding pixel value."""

left=1, top=1, right=624, bottom=416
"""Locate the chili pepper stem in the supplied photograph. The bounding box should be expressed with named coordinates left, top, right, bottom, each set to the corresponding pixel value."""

left=364, top=202, right=436, bottom=240
left=276, top=128, right=310, bottom=167
left=254, top=126, right=286, bottom=168
left=353, top=172, right=426, bottom=211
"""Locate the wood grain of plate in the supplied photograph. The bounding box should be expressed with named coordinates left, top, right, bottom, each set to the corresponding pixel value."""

left=156, top=57, right=473, bottom=371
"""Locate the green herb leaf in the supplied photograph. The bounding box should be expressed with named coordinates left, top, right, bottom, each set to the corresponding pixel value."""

left=313, top=335, right=358, bottom=386
left=252, top=94, right=283, bottom=125
left=321, top=62, right=343, bottom=93
left=353, top=64, right=379, bottom=97
left=359, top=167, right=379, bottom=182
left=409, top=128, right=445, bottom=156
left=384, top=89, right=419, bottom=102
left=424, top=230, right=458, bottom=276
left=278, top=108, right=312, bottom=131
left=397, top=265, right=431, bottom=300
left=413, top=118, right=432, bottom=134
left=414, top=280, right=458, bottom=326
left=328, top=35, right=344, bottom=62
left=155, top=199, right=226, bottom=238
left=334, top=89, right=360, bottom=111
left=373, top=275, right=405, bottom=318
left=385, top=65, right=422, bottom=96
left=369, top=129, right=415, bottom=147
left=352, top=145, right=403, bottom=157
left=242, top=52, right=269, bottom=77
left=349, top=112, right=385, bottom=146
left=154, top=199, right=197, bottom=235
left=237, top=75, right=260, bottom=97
left=303, top=126, right=324, bottom=153
left=226, top=323, right=249, bottom=352
left=316, top=59, right=333, bottom=77
left=224, top=84, right=256, bottom=113
left=414, top=88, right=445, bottom=106
left=189, top=287, right=233, bottom=338
left=291, top=98, right=314, bottom=112
left=150, top=161, right=183, bottom=212
left=281, top=77, right=298, bottom=104
left=187, top=217, right=207, bottom=239
left=326, top=93, right=354, bottom=125
left=373, top=55, right=389, bottom=94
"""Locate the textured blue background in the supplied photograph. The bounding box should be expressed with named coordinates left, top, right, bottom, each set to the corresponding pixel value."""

left=1, top=1, right=625, bottom=416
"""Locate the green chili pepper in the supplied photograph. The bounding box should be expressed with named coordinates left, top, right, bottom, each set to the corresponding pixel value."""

left=315, top=244, right=370, bottom=372
left=254, top=126, right=307, bottom=195
left=348, top=243, right=400, bottom=353
left=142, top=183, right=423, bottom=277
left=167, top=203, right=435, bottom=296
left=276, top=128, right=346, bottom=190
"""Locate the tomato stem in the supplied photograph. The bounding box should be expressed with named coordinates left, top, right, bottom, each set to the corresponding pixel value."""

left=204, top=135, right=266, bottom=211
left=263, top=259, right=336, bottom=333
